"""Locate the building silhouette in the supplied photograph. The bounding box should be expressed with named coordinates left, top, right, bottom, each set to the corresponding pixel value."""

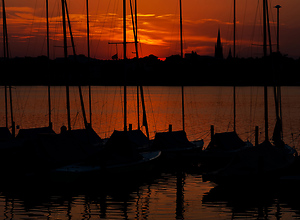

left=215, top=29, right=223, bottom=59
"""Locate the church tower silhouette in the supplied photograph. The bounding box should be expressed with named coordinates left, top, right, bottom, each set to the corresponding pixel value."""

left=215, top=29, right=223, bottom=59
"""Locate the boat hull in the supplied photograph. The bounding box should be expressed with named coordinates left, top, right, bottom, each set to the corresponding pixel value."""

left=50, top=151, right=161, bottom=183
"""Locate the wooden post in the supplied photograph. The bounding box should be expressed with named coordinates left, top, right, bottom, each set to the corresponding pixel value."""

left=169, top=124, right=173, bottom=132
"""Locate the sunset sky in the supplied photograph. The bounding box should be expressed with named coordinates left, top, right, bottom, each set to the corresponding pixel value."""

left=2, top=0, right=300, bottom=60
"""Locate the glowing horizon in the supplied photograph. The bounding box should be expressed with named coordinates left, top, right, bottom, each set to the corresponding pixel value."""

left=2, top=0, right=300, bottom=60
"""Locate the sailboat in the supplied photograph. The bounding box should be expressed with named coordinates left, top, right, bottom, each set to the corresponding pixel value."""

left=0, top=0, right=30, bottom=176
left=1, top=0, right=15, bottom=140
left=103, top=0, right=161, bottom=160
left=16, top=0, right=55, bottom=142
left=203, top=0, right=297, bottom=183
left=109, top=0, right=153, bottom=152
left=198, top=1, right=253, bottom=172
left=151, top=0, right=203, bottom=159
left=8, top=0, right=104, bottom=177
left=50, top=0, right=160, bottom=181
left=13, top=0, right=104, bottom=176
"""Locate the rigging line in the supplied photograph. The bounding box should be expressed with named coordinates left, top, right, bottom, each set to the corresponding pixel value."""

left=139, top=40, right=143, bottom=57
left=146, top=86, right=157, bottom=137
left=25, top=0, right=39, bottom=56
left=166, top=87, right=177, bottom=129
left=52, top=0, right=61, bottom=58
left=167, top=3, right=179, bottom=55
left=226, top=0, right=233, bottom=52
left=93, top=0, right=111, bottom=58
left=154, top=87, right=163, bottom=132
left=107, top=87, right=115, bottom=135
left=192, top=88, right=201, bottom=134
left=268, top=0, right=277, bottom=41
left=239, top=0, right=248, bottom=56
left=99, top=87, right=108, bottom=137
left=17, top=87, right=33, bottom=127
left=108, top=0, right=119, bottom=56
left=107, top=0, right=121, bottom=57
left=214, top=87, right=223, bottom=128
left=72, top=112, right=80, bottom=128
left=285, top=87, right=294, bottom=144
left=40, top=0, right=48, bottom=57
left=250, top=0, right=261, bottom=57
left=251, top=86, right=258, bottom=135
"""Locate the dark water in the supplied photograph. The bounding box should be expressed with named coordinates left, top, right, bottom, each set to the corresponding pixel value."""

left=1, top=86, right=300, bottom=219
left=0, top=167, right=300, bottom=219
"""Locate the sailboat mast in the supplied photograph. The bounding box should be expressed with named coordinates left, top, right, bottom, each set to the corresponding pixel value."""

left=2, top=0, right=8, bottom=128
left=179, top=0, right=185, bottom=131
left=9, top=86, right=15, bottom=137
left=264, top=86, right=269, bottom=142
left=233, top=86, right=236, bottom=132
left=86, top=0, right=92, bottom=127
left=129, top=0, right=138, bottom=58
left=123, top=0, right=127, bottom=60
left=179, top=0, right=183, bottom=58
left=266, top=1, right=272, bottom=55
left=275, top=5, right=281, bottom=53
left=263, top=0, right=268, bottom=141
left=46, top=0, right=50, bottom=59
left=123, top=0, right=127, bottom=132
left=263, top=0, right=267, bottom=57
left=129, top=0, right=149, bottom=136
left=61, top=0, right=71, bottom=131
left=2, top=0, right=15, bottom=137
left=140, top=86, right=149, bottom=138
left=46, top=0, right=52, bottom=128
left=86, top=0, right=90, bottom=60
left=61, top=0, right=68, bottom=62
left=181, top=86, right=185, bottom=131
left=233, top=0, right=236, bottom=132
left=4, top=87, right=7, bottom=128
left=233, top=0, right=236, bottom=58
left=64, top=0, right=88, bottom=129
left=2, top=0, right=8, bottom=59
left=130, top=0, right=140, bottom=129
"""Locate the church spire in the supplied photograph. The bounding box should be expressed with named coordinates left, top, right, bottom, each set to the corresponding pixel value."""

left=215, top=29, right=223, bottom=59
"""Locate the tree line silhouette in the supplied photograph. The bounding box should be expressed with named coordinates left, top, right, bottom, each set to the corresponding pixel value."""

left=1, top=53, right=300, bottom=86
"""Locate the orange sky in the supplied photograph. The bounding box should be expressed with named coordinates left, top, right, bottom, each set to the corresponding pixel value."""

left=2, top=0, right=300, bottom=59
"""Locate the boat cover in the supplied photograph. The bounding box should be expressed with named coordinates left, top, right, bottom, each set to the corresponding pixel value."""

left=218, top=141, right=296, bottom=176
left=152, top=130, right=194, bottom=150
left=34, top=132, right=94, bottom=166
left=16, top=126, right=55, bottom=140
left=104, top=130, right=144, bottom=163
left=66, top=127, right=102, bottom=147
left=206, top=131, right=245, bottom=151
left=16, top=128, right=103, bottom=171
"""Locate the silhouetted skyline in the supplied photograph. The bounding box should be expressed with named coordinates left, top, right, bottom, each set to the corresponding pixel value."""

left=1, top=54, right=300, bottom=86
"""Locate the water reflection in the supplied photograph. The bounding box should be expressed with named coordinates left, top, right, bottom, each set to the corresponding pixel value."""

left=1, top=86, right=300, bottom=219
left=1, top=166, right=300, bottom=219
left=202, top=180, right=300, bottom=219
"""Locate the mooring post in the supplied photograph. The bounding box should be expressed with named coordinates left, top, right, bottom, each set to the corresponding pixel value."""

left=169, top=124, right=172, bottom=132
